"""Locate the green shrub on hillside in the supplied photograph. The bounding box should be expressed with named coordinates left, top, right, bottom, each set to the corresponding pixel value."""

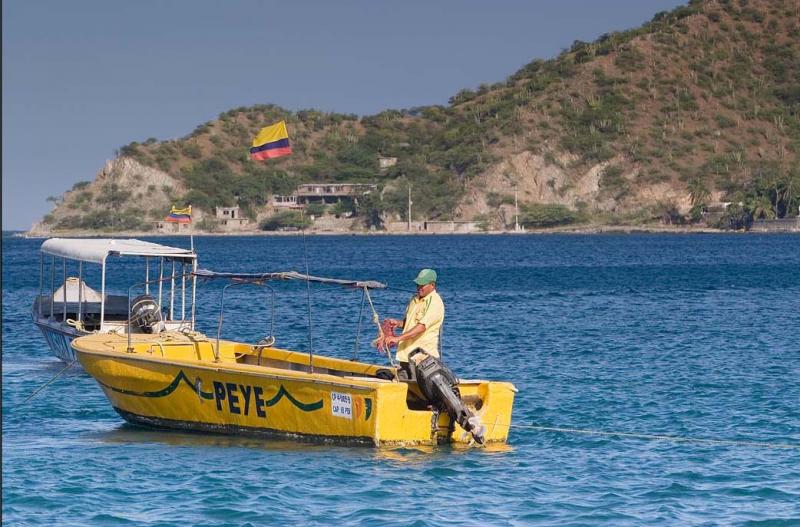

left=243, top=166, right=297, bottom=197
left=180, top=190, right=215, bottom=211
left=449, top=89, right=477, bottom=105
left=520, top=203, right=578, bottom=228
left=180, top=159, right=238, bottom=209
left=190, top=123, right=212, bottom=138
left=73, top=191, right=93, bottom=206
left=183, top=143, right=202, bottom=159
left=330, top=200, right=354, bottom=218
left=381, top=162, right=461, bottom=220
left=472, top=213, right=492, bottom=231
left=119, top=142, right=140, bottom=157
left=305, top=202, right=327, bottom=217
left=96, top=183, right=131, bottom=207
left=714, top=203, right=752, bottom=230
left=599, top=165, right=630, bottom=200
left=55, top=209, right=152, bottom=232
left=486, top=192, right=515, bottom=208
left=560, top=90, right=630, bottom=162
left=715, top=114, right=737, bottom=128
left=355, top=192, right=385, bottom=229
left=259, top=211, right=311, bottom=231
left=614, top=45, right=645, bottom=73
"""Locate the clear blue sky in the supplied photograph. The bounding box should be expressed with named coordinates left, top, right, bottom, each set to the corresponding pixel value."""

left=2, top=0, right=685, bottom=230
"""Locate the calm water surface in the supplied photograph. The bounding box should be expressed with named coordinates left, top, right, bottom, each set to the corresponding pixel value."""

left=3, top=233, right=799, bottom=526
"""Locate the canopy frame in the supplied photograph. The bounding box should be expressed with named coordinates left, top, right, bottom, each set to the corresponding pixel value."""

left=41, top=238, right=196, bottom=265
left=36, top=238, right=196, bottom=333
left=193, top=269, right=386, bottom=290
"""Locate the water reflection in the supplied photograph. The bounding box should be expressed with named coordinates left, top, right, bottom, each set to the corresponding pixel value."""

left=373, top=442, right=513, bottom=464
left=92, top=423, right=514, bottom=457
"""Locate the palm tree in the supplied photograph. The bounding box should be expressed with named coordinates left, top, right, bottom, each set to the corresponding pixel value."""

left=788, top=169, right=800, bottom=217
left=749, top=195, right=775, bottom=219
left=687, top=178, right=710, bottom=207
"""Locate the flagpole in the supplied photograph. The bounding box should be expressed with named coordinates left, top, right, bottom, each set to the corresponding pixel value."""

left=190, top=228, right=194, bottom=252
left=166, top=205, right=194, bottom=251
left=189, top=204, right=194, bottom=253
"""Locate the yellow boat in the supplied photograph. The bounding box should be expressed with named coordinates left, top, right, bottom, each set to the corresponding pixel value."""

left=72, top=270, right=516, bottom=446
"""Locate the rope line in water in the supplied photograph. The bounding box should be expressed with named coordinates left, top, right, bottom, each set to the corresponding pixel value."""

left=504, top=422, right=800, bottom=450
left=21, top=360, right=77, bottom=406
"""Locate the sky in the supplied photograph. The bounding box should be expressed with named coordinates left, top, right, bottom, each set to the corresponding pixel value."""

left=2, top=0, right=686, bottom=231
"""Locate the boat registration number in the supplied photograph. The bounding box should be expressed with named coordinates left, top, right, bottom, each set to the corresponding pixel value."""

left=330, top=392, right=352, bottom=419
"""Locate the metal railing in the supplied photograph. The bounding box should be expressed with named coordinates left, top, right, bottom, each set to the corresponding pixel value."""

left=213, top=281, right=276, bottom=362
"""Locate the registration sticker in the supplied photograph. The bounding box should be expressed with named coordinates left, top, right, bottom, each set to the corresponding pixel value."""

left=330, top=392, right=352, bottom=419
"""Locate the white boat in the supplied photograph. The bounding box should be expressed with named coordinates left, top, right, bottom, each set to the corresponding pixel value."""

left=32, top=238, right=198, bottom=363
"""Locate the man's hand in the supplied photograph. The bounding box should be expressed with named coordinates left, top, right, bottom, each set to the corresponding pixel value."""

left=373, top=319, right=400, bottom=352
left=384, top=323, right=426, bottom=350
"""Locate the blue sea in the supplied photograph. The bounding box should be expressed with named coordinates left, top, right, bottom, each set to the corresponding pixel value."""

left=3, top=232, right=800, bottom=526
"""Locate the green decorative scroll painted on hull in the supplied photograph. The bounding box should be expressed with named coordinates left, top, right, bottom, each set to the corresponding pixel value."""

left=97, top=370, right=214, bottom=399
left=97, top=370, right=324, bottom=412
left=266, top=385, right=324, bottom=412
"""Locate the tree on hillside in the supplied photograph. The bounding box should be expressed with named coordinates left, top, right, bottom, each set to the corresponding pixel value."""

left=749, top=163, right=796, bottom=219
left=748, top=195, right=775, bottom=220
left=356, top=192, right=385, bottom=230
left=687, top=178, right=710, bottom=207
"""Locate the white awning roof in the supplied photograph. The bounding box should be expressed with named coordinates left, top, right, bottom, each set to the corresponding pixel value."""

left=40, top=238, right=196, bottom=264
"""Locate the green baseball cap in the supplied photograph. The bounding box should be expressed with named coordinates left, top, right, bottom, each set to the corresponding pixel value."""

left=413, top=268, right=437, bottom=285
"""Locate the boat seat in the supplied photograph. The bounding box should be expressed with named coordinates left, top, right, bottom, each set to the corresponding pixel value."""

left=34, top=295, right=135, bottom=317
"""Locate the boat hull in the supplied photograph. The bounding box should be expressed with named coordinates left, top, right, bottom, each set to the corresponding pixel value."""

left=34, top=318, right=83, bottom=362
left=73, top=334, right=516, bottom=446
left=113, top=408, right=375, bottom=445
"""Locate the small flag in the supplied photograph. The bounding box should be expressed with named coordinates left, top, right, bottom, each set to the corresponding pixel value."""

left=165, top=205, right=192, bottom=223
left=250, top=120, right=292, bottom=161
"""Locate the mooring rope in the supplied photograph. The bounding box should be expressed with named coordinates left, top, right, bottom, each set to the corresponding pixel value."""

left=502, top=422, right=800, bottom=450
left=363, top=286, right=397, bottom=370
left=20, top=360, right=77, bottom=406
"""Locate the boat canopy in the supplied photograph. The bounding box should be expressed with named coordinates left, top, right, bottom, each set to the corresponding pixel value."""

left=193, top=269, right=386, bottom=289
left=41, top=238, right=196, bottom=264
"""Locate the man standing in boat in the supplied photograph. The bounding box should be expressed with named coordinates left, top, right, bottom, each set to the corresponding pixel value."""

left=382, top=268, right=444, bottom=378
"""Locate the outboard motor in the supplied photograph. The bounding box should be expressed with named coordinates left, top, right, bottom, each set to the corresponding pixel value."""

left=408, top=350, right=486, bottom=444
left=129, top=295, right=164, bottom=334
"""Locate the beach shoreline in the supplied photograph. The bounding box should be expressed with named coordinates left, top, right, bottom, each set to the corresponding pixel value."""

left=14, top=224, right=743, bottom=238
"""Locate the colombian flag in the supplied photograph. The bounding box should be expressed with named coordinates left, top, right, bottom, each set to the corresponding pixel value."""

left=165, top=205, right=192, bottom=224
left=250, top=120, right=292, bottom=161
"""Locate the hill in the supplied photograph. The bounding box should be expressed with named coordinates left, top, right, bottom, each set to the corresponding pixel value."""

left=32, top=0, right=800, bottom=235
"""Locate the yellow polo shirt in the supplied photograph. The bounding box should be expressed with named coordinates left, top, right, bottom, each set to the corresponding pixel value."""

left=396, top=290, right=444, bottom=362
